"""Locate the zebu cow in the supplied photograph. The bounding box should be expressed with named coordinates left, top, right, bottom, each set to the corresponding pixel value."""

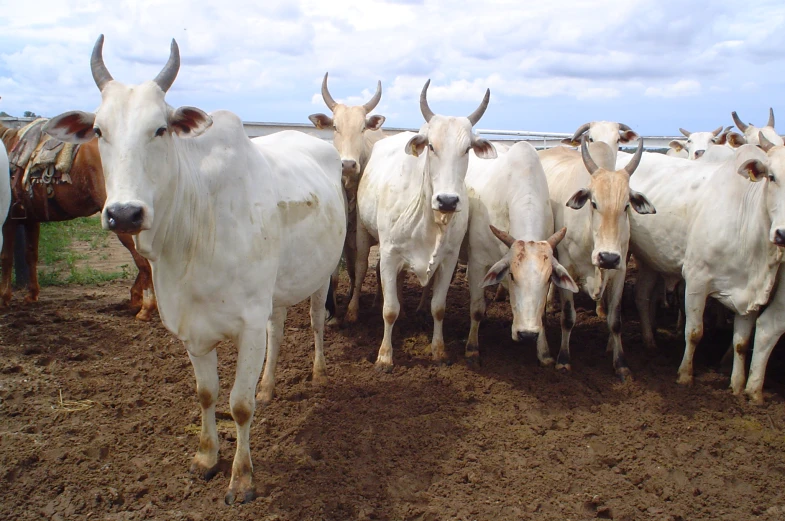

left=45, top=36, right=346, bottom=504
left=666, top=143, right=688, bottom=158
left=347, top=80, right=496, bottom=370
left=0, top=141, right=11, bottom=249
left=561, top=121, right=639, bottom=162
left=308, top=73, right=385, bottom=308
left=0, top=120, right=155, bottom=320
left=623, top=138, right=784, bottom=395
left=668, top=126, right=731, bottom=160
left=730, top=108, right=784, bottom=147
left=539, top=138, right=654, bottom=378
left=464, top=141, right=577, bottom=364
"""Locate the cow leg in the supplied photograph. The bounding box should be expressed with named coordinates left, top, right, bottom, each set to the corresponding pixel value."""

left=0, top=221, right=16, bottom=306
left=187, top=347, right=220, bottom=480
left=372, top=261, right=382, bottom=309
left=375, top=256, right=401, bottom=372
left=729, top=312, right=756, bottom=395
left=256, top=307, right=287, bottom=406
left=430, top=255, right=459, bottom=365
left=416, top=275, right=433, bottom=314
left=545, top=283, right=559, bottom=314
left=556, top=287, right=576, bottom=371
left=595, top=300, right=607, bottom=320
left=226, top=324, right=268, bottom=505
left=746, top=285, right=785, bottom=404
left=677, top=287, right=708, bottom=385
left=634, top=265, right=659, bottom=350
left=344, top=240, right=357, bottom=303
left=326, top=265, right=340, bottom=327
left=465, top=259, right=487, bottom=363
left=23, top=222, right=40, bottom=304
left=346, top=220, right=371, bottom=324
left=605, top=271, right=630, bottom=379
left=310, top=278, right=330, bottom=386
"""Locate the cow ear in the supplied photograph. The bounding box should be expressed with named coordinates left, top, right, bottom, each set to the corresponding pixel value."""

left=365, top=114, right=385, bottom=131
left=481, top=258, right=510, bottom=287
left=668, top=140, right=686, bottom=152
left=170, top=106, right=212, bottom=137
left=405, top=134, right=429, bottom=157
left=43, top=111, right=97, bottom=144
left=713, top=132, right=728, bottom=145
left=566, top=188, right=591, bottom=210
left=619, top=129, right=639, bottom=143
left=629, top=190, right=656, bottom=214
left=727, top=132, right=747, bottom=149
left=551, top=259, right=578, bottom=293
left=309, top=113, right=333, bottom=130
left=472, top=137, right=497, bottom=159
left=738, top=159, right=769, bottom=182
left=561, top=137, right=580, bottom=146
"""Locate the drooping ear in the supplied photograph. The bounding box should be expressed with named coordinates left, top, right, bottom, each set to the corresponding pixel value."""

left=169, top=106, right=212, bottom=137
left=471, top=137, right=497, bottom=159
left=566, top=188, right=591, bottom=210
left=43, top=111, right=97, bottom=144
left=551, top=258, right=578, bottom=293
left=713, top=132, right=728, bottom=145
left=629, top=190, right=656, bottom=214
left=668, top=140, right=686, bottom=152
left=619, top=129, right=639, bottom=143
left=365, top=114, right=385, bottom=131
left=738, top=159, right=769, bottom=182
left=405, top=134, right=429, bottom=157
left=481, top=258, right=510, bottom=287
left=309, top=113, right=333, bottom=130
left=561, top=137, right=580, bottom=146
left=727, top=132, right=747, bottom=149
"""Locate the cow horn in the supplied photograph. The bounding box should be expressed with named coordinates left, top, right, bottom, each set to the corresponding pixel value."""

left=489, top=225, right=515, bottom=248
left=570, top=122, right=592, bottom=142
left=618, top=123, right=633, bottom=132
left=580, top=136, right=600, bottom=175
left=546, top=227, right=567, bottom=252
left=321, top=72, right=337, bottom=111
left=467, top=88, right=491, bottom=126
left=759, top=132, right=776, bottom=152
left=90, top=34, right=114, bottom=91
left=768, top=107, right=775, bottom=128
left=711, top=125, right=723, bottom=136
left=153, top=39, right=180, bottom=93
left=363, top=80, right=382, bottom=113
left=420, top=79, right=435, bottom=123
left=624, top=138, right=645, bottom=177
left=732, top=111, right=749, bottom=132
left=679, top=128, right=691, bottom=138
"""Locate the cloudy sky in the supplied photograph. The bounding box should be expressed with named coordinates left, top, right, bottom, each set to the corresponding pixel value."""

left=1, top=0, right=784, bottom=136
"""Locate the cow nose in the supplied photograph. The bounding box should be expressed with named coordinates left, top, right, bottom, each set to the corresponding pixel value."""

left=436, top=194, right=459, bottom=212
left=597, top=252, right=621, bottom=269
left=341, top=159, right=358, bottom=173
left=105, top=203, right=145, bottom=233
left=775, top=229, right=785, bottom=246
left=694, top=149, right=705, bottom=159
left=516, top=331, right=538, bottom=342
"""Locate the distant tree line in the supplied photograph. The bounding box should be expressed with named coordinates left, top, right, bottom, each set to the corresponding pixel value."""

left=0, top=111, right=41, bottom=118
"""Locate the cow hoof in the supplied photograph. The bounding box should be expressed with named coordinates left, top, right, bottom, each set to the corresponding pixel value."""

left=311, top=373, right=328, bottom=387
left=676, top=373, right=694, bottom=386
left=539, top=357, right=555, bottom=367
left=374, top=361, right=393, bottom=373
left=435, top=358, right=452, bottom=367
left=325, top=316, right=341, bottom=328
left=616, top=368, right=633, bottom=382
left=465, top=349, right=480, bottom=367
left=745, top=389, right=764, bottom=405
left=345, top=308, right=359, bottom=324
left=225, top=486, right=255, bottom=506
left=255, top=388, right=274, bottom=406
left=555, top=363, right=571, bottom=373
left=135, top=309, right=153, bottom=322
left=190, top=461, right=221, bottom=481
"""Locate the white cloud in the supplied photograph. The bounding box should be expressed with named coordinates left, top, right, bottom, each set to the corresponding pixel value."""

left=645, top=80, right=702, bottom=98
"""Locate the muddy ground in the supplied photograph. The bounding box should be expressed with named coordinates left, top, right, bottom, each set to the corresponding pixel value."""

left=3, top=257, right=785, bottom=521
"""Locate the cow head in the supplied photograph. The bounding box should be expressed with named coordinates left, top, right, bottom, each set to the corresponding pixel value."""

left=731, top=108, right=784, bottom=148
left=676, top=126, right=730, bottom=160
left=405, top=80, right=496, bottom=215
left=566, top=137, right=655, bottom=269
left=561, top=121, right=639, bottom=163
left=44, top=35, right=211, bottom=237
left=482, top=226, right=577, bottom=340
left=737, top=138, right=785, bottom=247
left=308, top=73, right=385, bottom=194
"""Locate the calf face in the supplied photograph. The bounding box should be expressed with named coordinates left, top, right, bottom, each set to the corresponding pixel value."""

left=482, top=226, right=577, bottom=340
left=566, top=137, right=655, bottom=269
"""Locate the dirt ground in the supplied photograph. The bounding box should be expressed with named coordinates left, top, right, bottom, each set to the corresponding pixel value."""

left=3, top=249, right=785, bottom=521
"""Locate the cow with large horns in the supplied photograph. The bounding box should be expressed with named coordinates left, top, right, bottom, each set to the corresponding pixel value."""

left=729, top=108, right=784, bottom=148
left=44, top=35, right=346, bottom=505
left=348, top=79, right=496, bottom=370
left=309, top=73, right=386, bottom=313
left=561, top=121, right=639, bottom=163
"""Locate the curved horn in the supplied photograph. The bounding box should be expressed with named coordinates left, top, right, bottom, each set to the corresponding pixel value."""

left=768, top=107, right=775, bottom=128
left=467, top=88, right=491, bottom=126
left=546, top=227, right=567, bottom=252
left=420, top=79, right=434, bottom=123
left=580, top=136, right=600, bottom=175
left=711, top=125, right=723, bottom=136
left=363, top=80, right=382, bottom=113
left=570, top=122, right=592, bottom=141
left=618, top=123, right=633, bottom=132
left=321, top=72, right=337, bottom=111
left=679, top=128, right=691, bottom=138
left=90, top=34, right=114, bottom=91
left=732, top=111, right=749, bottom=132
left=624, top=138, right=645, bottom=176
left=489, top=225, right=515, bottom=248
left=759, top=132, right=776, bottom=152
left=153, top=39, right=180, bottom=93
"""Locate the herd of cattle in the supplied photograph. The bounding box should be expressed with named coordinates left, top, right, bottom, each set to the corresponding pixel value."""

left=2, top=35, right=784, bottom=504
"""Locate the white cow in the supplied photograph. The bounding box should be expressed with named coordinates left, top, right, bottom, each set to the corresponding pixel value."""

left=0, top=138, right=10, bottom=249
left=539, top=138, right=654, bottom=378
left=730, top=108, right=784, bottom=147
left=464, top=140, right=577, bottom=364
left=347, top=80, right=496, bottom=370
left=668, top=126, right=731, bottom=160
left=623, top=139, right=784, bottom=395
left=44, top=36, right=346, bottom=505
left=562, top=121, right=639, bottom=163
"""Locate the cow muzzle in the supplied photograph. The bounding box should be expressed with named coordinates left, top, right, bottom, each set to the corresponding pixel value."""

left=694, top=150, right=705, bottom=159
left=596, top=251, right=621, bottom=270
left=774, top=229, right=785, bottom=247
left=433, top=193, right=460, bottom=213
left=105, top=203, right=147, bottom=234
left=341, top=159, right=359, bottom=176
left=515, top=330, right=539, bottom=342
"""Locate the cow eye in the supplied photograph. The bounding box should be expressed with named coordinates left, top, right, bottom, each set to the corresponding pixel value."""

left=428, top=143, right=434, bottom=152
left=588, top=137, right=594, bottom=143
left=509, top=272, right=515, bottom=282
left=155, top=127, right=167, bottom=137
left=93, top=127, right=102, bottom=138
left=465, top=146, right=472, bottom=155
left=770, top=174, right=777, bottom=183
left=591, top=201, right=597, bottom=210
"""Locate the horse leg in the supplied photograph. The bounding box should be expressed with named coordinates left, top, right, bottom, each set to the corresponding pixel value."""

left=0, top=221, right=16, bottom=306
left=117, top=232, right=156, bottom=321
left=23, top=222, right=40, bottom=304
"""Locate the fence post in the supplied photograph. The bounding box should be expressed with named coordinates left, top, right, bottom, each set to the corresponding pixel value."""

left=13, top=224, right=29, bottom=289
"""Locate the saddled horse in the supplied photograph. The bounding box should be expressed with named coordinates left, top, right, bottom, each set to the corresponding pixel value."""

left=0, top=118, right=156, bottom=320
